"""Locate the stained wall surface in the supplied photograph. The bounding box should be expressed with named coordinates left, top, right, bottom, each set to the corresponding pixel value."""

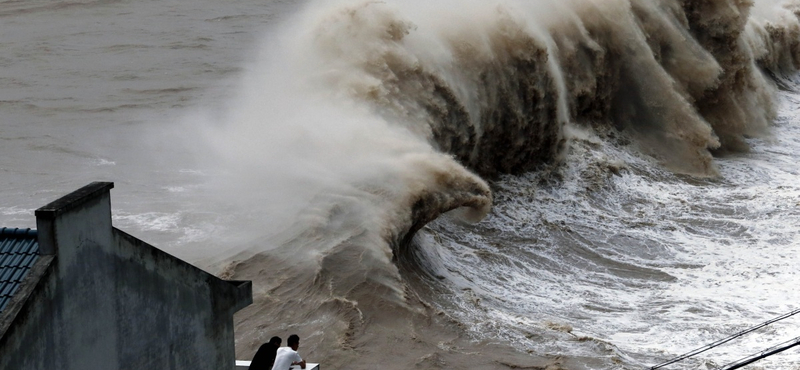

left=0, top=183, right=251, bottom=370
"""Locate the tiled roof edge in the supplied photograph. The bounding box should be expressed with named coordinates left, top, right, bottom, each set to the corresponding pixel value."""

left=0, top=255, right=54, bottom=342
left=0, top=228, right=37, bottom=238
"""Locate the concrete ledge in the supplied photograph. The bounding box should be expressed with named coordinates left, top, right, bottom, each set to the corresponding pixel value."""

left=226, top=281, right=253, bottom=313
left=235, top=360, right=319, bottom=370
left=112, top=228, right=253, bottom=314
left=34, top=182, right=114, bottom=220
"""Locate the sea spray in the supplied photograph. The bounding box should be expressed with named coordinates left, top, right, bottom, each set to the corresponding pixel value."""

left=199, top=0, right=800, bottom=368
left=206, top=0, right=800, bottom=257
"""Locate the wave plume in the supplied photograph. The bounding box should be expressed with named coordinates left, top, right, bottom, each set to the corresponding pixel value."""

left=201, top=0, right=800, bottom=367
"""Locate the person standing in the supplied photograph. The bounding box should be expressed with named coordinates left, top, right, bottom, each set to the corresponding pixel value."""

left=249, top=336, right=282, bottom=370
left=271, top=334, right=306, bottom=370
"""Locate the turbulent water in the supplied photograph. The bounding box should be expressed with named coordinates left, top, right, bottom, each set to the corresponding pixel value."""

left=4, top=0, right=800, bottom=369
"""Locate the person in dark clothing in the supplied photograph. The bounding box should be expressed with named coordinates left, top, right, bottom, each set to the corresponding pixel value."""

left=249, top=336, right=282, bottom=370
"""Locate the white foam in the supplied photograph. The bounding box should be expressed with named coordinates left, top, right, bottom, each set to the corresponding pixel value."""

left=417, top=91, right=800, bottom=368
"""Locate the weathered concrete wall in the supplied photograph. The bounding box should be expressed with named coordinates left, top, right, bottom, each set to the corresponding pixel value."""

left=0, top=182, right=251, bottom=370
left=110, top=228, right=245, bottom=370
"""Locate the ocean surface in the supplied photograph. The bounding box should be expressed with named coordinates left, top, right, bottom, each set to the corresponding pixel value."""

left=3, top=0, right=800, bottom=369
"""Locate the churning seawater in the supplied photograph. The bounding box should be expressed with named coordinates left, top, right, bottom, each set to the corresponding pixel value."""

left=3, top=0, right=800, bottom=369
left=416, top=80, right=800, bottom=368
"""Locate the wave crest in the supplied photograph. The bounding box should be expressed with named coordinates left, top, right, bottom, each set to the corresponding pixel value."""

left=216, top=0, right=800, bottom=366
left=299, top=0, right=800, bottom=176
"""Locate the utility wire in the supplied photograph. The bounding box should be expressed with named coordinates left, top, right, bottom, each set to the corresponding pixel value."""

left=649, top=307, right=800, bottom=369
left=718, top=335, right=800, bottom=370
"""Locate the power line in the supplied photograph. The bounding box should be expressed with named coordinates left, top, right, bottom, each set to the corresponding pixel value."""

left=718, top=335, right=800, bottom=370
left=649, top=307, right=800, bottom=369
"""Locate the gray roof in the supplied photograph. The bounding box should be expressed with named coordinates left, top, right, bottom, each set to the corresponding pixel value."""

left=0, top=228, right=39, bottom=313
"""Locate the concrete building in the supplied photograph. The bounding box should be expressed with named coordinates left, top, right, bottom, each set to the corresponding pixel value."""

left=0, top=182, right=252, bottom=370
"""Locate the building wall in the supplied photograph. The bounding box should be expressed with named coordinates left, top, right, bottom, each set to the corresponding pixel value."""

left=0, top=183, right=246, bottom=370
left=110, top=229, right=239, bottom=370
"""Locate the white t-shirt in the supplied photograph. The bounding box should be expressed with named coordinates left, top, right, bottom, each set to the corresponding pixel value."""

left=270, top=347, right=302, bottom=370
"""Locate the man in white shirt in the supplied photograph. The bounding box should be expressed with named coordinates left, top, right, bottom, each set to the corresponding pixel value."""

left=271, top=334, right=306, bottom=370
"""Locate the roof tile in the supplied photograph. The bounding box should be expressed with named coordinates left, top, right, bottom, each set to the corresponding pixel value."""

left=0, top=228, right=39, bottom=313
left=0, top=267, right=14, bottom=282
left=0, top=282, right=15, bottom=296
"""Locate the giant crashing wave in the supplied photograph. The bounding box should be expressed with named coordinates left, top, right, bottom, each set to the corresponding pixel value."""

left=216, top=0, right=800, bottom=368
